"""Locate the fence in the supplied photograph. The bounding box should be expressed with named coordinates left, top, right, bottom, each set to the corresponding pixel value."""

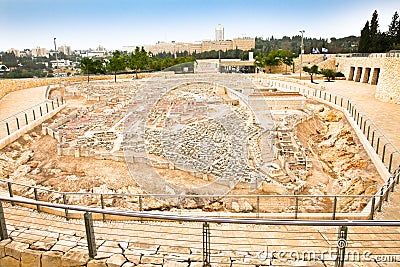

left=0, top=96, right=65, bottom=140
left=2, top=175, right=399, bottom=221
left=1, top=196, right=400, bottom=266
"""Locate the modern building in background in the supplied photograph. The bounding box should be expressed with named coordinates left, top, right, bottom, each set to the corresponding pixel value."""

left=31, top=47, right=48, bottom=57
left=124, top=25, right=255, bottom=55
left=215, top=24, right=224, bottom=41
left=58, top=45, right=72, bottom=56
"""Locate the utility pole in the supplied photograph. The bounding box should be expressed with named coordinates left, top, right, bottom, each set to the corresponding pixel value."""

left=54, top=37, right=59, bottom=70
left=299, top=30, right=305, bottom=80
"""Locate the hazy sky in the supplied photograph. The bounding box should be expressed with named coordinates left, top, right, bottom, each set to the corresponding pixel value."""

left=0, top=0, right=398, bottom=51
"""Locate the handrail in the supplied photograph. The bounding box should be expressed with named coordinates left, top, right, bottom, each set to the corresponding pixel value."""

left=0, top=178, right=375, bottom=198
left=0, top=195, right=397, bottom=226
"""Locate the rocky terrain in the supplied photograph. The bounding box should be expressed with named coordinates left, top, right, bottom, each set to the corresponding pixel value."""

left=296, top=102, right=382, bottom=212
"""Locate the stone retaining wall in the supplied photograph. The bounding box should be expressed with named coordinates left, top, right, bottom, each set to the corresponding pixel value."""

left=0, top=73, right=154, bottom=101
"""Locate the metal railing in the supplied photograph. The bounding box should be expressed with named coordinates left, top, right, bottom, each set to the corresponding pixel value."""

left=1, top=196, right=400, bottom=266
left=0, top=178, right=390, bottom=221
left=0, top=96, right=65, bottom=139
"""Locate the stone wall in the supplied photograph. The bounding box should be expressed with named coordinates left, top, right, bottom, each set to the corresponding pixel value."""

left=335, top=54, right=400, bottom=104
left=0, top=73, right=153, bottom=101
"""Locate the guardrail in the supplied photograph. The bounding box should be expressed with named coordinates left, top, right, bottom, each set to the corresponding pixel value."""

left=0, top=178, right=391, bottom=221
left=0, top=96, right=65, bottom=140
left=1, top=196, right=400, bottom=266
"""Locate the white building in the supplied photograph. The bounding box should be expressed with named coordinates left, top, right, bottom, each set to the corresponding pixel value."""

left=215, top=24, right=224, bottom=41
left=50, top=59, right=71, bottom=68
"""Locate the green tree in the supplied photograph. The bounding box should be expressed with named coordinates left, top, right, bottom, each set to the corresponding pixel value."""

left=303, top=65, right=319, bottom=83
left=254, top=50, right=281, bottom=73
left=321, top=69, right=336, bottom=82
left=128, top=47, right=149, bottom=79
left=388, top=11, right=400, bottom=47
left=358, top=21, right=371, bottom=52
left=369, top=10, right=380, bottom=52
left=107, top=50, right=126, bottom=82
left=80, top=57, right=94, bottom=82
left=279, top=50, right=296, bottom=74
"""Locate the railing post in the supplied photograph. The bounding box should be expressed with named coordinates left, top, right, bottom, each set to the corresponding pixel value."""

left=32, top=110, right=36, bottom=120
left=39, top=106, right=43, bottom=116
left=16, top=117, right=20, bottom=130
left=385, top=183, right=390, bottom=202
left=256, top=196, right=260, bottom=218
left=100, top=194, right=106, bottom=222
left=335, top=226, right=348, bottom=267
left=203, top=222, right=211, bottom=267
left=34, top=188, right=40, bottom=212
left=0, top=201, right=9, bottom=240
left=7, top=182, right=14, bottom=206
left=376, top=137, right=380, bottom=154
left=378, top=187, right=384, bottom=212
left=294, top=196, right=299, bottom=219
left=84, top=212, right=97, bottom=258
left=57, top=98, right=59, bottom=107
left=382, top=144, right=388, bottom=163
left=139, top=195, right=143, bottom=223
left=25, top=113, right=28, bottom=125
left=389, top=153, right=394, bottom=173
left=63, top=193, right=69, bottom=220
left=367, top=125, right=371, bottom=141
left=370, top=196, right=376, bottom=220
left=51, top=101, right=54, bottom=110
left=46, top=103, right=49, bottom=113
left=5, top=122, right=10, bottom=136
left=332, top=196, right=337, bottom=220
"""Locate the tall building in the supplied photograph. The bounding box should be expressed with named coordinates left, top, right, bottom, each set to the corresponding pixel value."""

left=7, top=48, right=20, bottom=57
left=58, top=45, right=72, bottom=56
left=215, top=24, right=224, bottom=41
left=31, top=47, right=48, bottom=57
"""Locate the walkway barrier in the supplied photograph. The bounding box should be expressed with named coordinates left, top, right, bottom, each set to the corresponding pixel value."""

left=1, top=196, right=400, bottom=266
left=0, top=96, right=65, bottom=140
left=0, top=178, right=389, bottom=221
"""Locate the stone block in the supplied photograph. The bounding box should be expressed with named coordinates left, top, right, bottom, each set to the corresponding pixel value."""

left=163, top=260, right=188, bottom=267
left=95, top=241, right=122, bottom=259
left=140, top=254, right=164, bottom=265
left=0, top=239, right=12, bottom=258
left=42, top=250, right=63, bottom=267
left=0, top=255, right=20, bottom=267
left=121, top=262, right=135, bottom=267
left=105, top=253, right=127, bottom=267
left=87, top=258, right=107, bottom=267
left=21, top=249, right=42, bottom=267
left=61, top=247, right=90, bottom=266
left=123, top=249, right=141, bottom=265
left=5, top=241, right=29, bottom=260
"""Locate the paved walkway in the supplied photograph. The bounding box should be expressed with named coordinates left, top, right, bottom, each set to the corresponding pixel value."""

left=0, top=86, right=47, bottom=120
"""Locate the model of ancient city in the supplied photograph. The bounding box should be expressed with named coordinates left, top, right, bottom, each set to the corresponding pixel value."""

left=0, top=69, right=381, bottom=214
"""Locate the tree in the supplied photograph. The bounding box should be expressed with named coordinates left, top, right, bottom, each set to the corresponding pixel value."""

left=80, top=57, right=95, bottom=82
left=279, top=50, right=296, bottom=74
left=358, top=21, right=371, bottom=52
left=388, top=11, right=400, bottom=47
left=369, top=10, right=380, bottom=52
left=303, top=65, right=319, bottom=83
left=321, top=69, right=336, bottom=82
left=128, top=47, right=149, bottom=78
left=107, top=50, right=126, bottom=82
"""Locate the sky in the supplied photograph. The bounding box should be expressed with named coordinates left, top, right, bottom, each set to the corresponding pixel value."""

left=0, top=0, right=399, bottom=51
